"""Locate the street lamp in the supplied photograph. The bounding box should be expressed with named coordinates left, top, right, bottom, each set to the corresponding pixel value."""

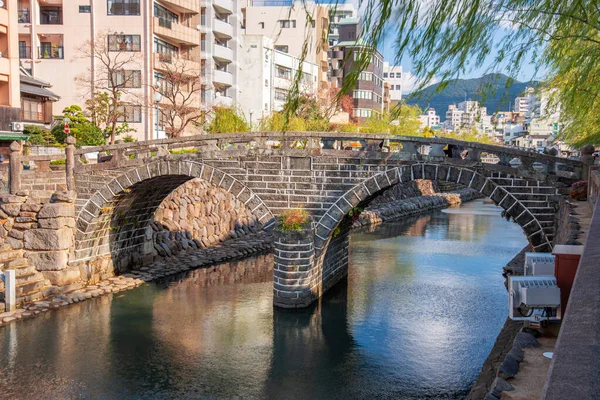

left=153, top=92, right=163, bottom=139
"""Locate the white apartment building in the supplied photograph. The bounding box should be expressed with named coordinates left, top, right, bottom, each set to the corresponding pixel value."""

left=16, top=0, right=243, bottom=141
left=324, top=2, right=356, bottom=47
left=238, top=35, right=318, bottom=124
left=383, top=62, right=402, bottom=104
left=445, top=105, right=463, bottom=131
left=514, top=96, right=529, bottom=113
left=244, top=0, right=329, bottom=92
left=420, top=108, right=440, bottom=128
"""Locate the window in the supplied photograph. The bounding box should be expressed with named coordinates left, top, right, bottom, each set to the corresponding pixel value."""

left=117, top=105, right=142, bottom=123
left=311, top=20, right=315, bottom=28
left=40, top=6, right=62, bottom=24
left=383, top=72, right=388, bottom=78
left=395, top=72, right=402, bottom=78
left=274, top=45, right=288, bottom=53
left=536, top=141, right=543, bottom=147
left=107, top=0, right=140, bottom=16
left=79, top=5, right=91, bottom=13
left=110, top=70, right=142, bottom=88
left=358, top=71, right=373, bottom=81
left=21, top=98, right=43, bottom=122
left=352, top=90, right=372, bottom=100
left=279, top=19, right=296, bottom=28
left=395, top=84, right=401, bottom=90
left=109, top=35, right=141, bottom=51
left=275, top=65, right=292, bottom=80
left=259, top=22, right=264, bottom=29
left=265, top=79, right=268, bottom=87
left=154, top=3, right=178, bottom=27
left=275, top=89, right=288, bottom=101
left=154, top=38, right=178, bottom=56
left=353, top=108, right=372, bottom=118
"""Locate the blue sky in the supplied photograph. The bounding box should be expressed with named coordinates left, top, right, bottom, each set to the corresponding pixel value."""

left=377, top=27, right=549, bottom=93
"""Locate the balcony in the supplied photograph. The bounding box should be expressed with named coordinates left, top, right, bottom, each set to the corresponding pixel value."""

left=153, top=52, right=201, bottom=75
left=213, top=19, right=233, bottom=38
left=0, top=57, right=9, bottom=76
left=38, top=46, right=64, bottom=59
left=214, top=95, right=233, bottom=107
left=18, top=9, right=30, bottom=23
left=153, top=17, right=200, bottom=46
left=328, top=50, right=344, bottom=58
left=213, top=44, right=233, bottom=62
left=213, top=0, right=233, bottom=14
left=158, top=0, right=200, bottom=14
left=213, top=70, right=232, bottom=86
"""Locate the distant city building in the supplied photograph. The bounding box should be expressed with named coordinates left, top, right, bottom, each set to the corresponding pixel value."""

left=238, top=35, right=318, bottom=123
left=514, top=95, right=530, bottom=113
left=329, top=17, right=384, bottom=122
left=383, top=62, right=402, bottom=105
left=445, top=104, right=463, bottom=131
left=324, top=2, right=357, bottom=47
left=244, top=0, right=330, bottom=94
left=420, top=108, right=440, bottom=128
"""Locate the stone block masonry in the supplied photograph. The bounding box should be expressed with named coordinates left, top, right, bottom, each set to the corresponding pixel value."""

left=151, top=178, right=260, bottom=255
left=0, top=190, right=78, bottom=306
left=273, top=224, right=318, bottom=308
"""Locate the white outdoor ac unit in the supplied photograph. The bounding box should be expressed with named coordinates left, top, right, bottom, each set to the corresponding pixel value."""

left=508, top=276, right=561, bottom=325
left=11, top=122, right=25, bottom=132
left=524, top=252, right=555, bottom=276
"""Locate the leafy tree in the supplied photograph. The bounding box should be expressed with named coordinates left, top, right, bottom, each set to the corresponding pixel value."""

left=206, top=107, right=249, bottom=133
left=85, top=91, right=135, bottom=143
left=259, top=112, right=307, bottom=132
left=360, top=104, right=422, bottom=135
left=52, top=105, right=105, bottom=146
left=24, top=125, right=58, bottom=146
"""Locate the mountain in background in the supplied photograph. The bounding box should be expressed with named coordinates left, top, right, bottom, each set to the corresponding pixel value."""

left=405, top=73, right=539, bottom=120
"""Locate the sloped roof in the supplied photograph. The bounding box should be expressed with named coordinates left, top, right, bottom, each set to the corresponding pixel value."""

left=20, top=83, right=60, bottom=101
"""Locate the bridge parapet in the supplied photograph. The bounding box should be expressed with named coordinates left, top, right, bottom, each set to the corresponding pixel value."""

left=64, top=132, right=584, bottom=182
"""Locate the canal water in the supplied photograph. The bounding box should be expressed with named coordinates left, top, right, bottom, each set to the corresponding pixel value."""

left=0, top=199, right=526, bottom=399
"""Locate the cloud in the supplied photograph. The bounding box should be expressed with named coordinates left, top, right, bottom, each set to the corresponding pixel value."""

left=402, top=71, right=439, bottom=94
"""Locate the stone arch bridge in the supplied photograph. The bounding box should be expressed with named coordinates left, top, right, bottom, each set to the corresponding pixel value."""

left=1, top=132, right=586, bottom=308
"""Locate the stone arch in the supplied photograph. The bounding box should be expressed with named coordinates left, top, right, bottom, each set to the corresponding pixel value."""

left=314, top=163, right=552, bottom=255
left=74, top=159, right=275, bottom=269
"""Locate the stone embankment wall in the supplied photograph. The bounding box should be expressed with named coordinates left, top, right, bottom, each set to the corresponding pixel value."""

left=0, top=191, right=77, bottom=305
left=553, top=199, right=586, bottom=246
left=150, top=179, right=259, bottom=258
left=353, top=179, right=482, bottom=228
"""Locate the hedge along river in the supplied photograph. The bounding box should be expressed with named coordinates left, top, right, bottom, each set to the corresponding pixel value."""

left=0, top=199, right=527, bottom=399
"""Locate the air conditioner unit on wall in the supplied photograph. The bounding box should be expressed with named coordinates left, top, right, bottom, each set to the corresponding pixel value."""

left=508, top=276, right=561, bottom=326
left=524, top=252, right=555, bottom=276
left=11, top=122, right=25, bottom=132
